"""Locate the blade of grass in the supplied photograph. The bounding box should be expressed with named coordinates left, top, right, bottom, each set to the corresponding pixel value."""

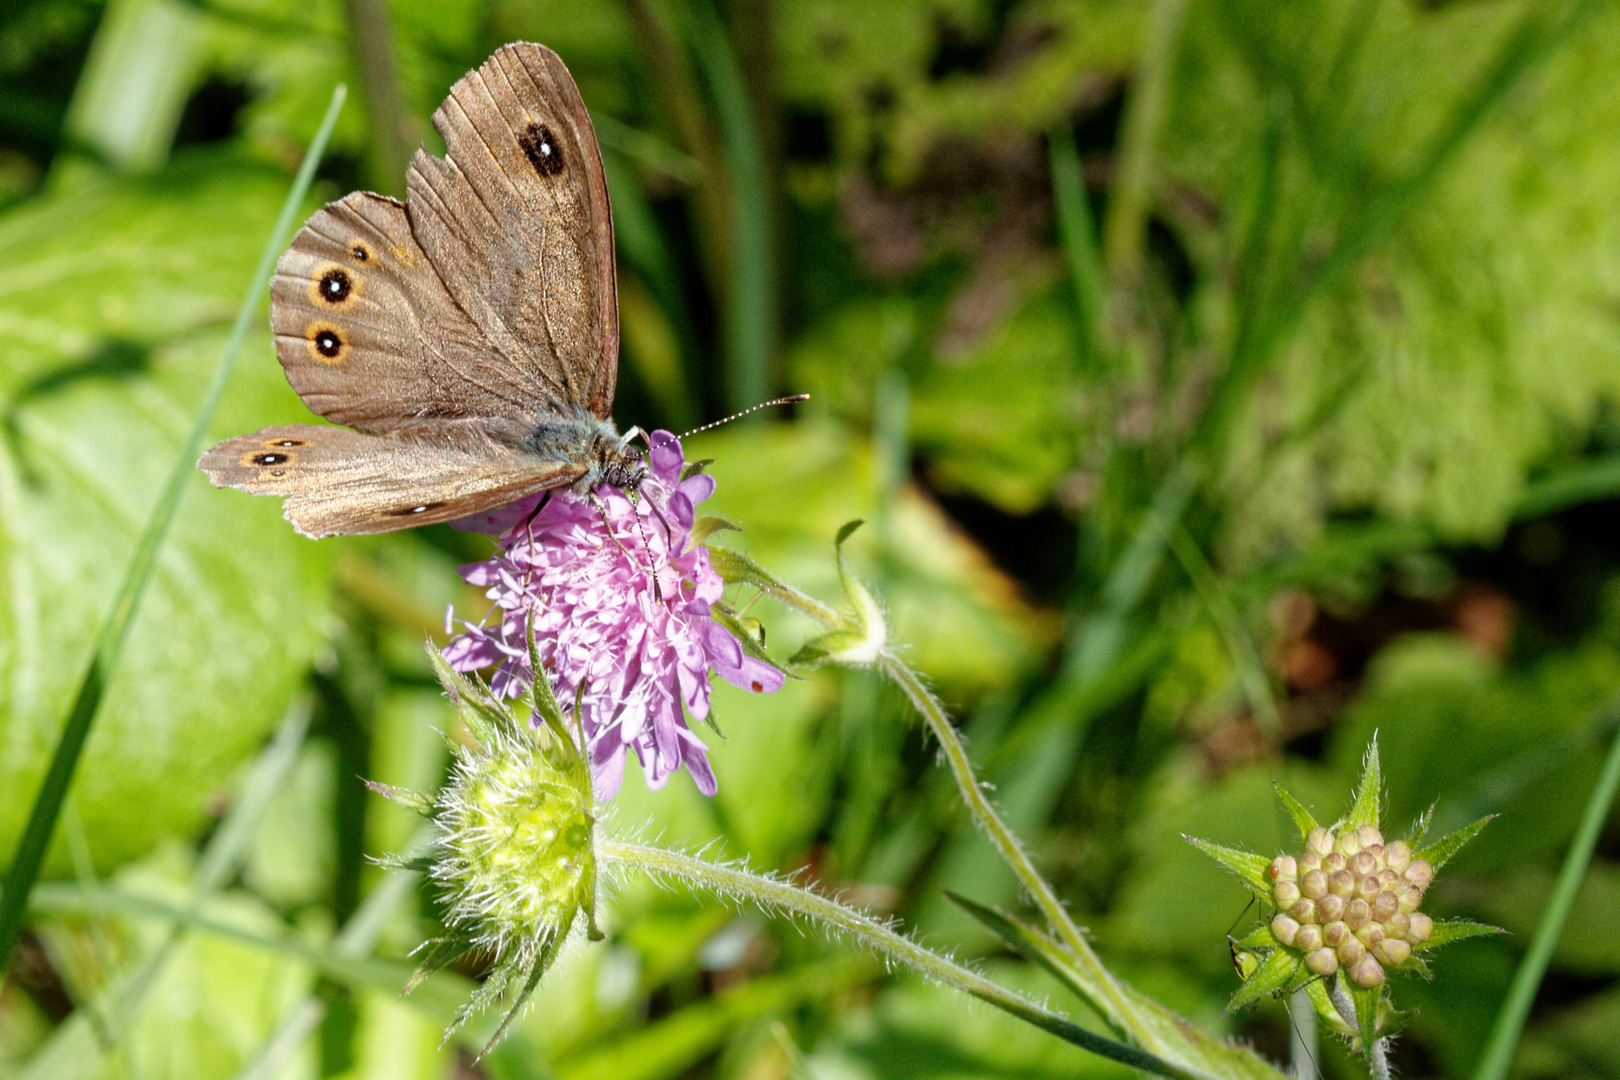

left=0, top=83, right=347, bottom=980
left=685, top=0, right=775, bottom=412
left=1048, top=129, right=1107, bottom=374
left=19, top=699, right=314, bottom=1080
left=1472, top=718, right=1620, bottom=1080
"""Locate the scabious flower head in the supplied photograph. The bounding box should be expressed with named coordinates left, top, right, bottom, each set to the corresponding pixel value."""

left=443, top=430, right=784, bottom=799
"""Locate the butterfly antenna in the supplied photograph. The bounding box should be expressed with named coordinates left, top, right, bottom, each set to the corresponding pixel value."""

left=588, top=491, right=661, bottom=602
left=630, top=504, right=664, bottom=604
left=651, top=394, right=810, bottom=448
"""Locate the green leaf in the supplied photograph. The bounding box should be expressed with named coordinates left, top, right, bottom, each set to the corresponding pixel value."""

left=835, top=519, right=865, bottom=547
left=403, top=935, right=474, bottom=997
left=426, top=646, right=504, bottom=747
left=1416, top=918, right=1506, bottom=952
left=1413, top=814, right=1494, bottom=870
left=1236, top=925, right=1280, bottom=950
left=362, top=780, right=435, bottom=819
left=1407, top=804, right=1436, bottom=846
left=1184, top=836, right=1274, bottom=902
left=1273, top=782, right=1319, bottom=840
left=690, top=513, right=740, bottom=543
left=1228, top=949, right=1301, bottom=1013
left=1304, top=978, right=1352, bottom=1037
left=1345, top=735, right=1383, bottom=831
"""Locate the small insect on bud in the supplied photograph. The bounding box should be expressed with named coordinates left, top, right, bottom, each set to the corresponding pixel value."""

left=1350, top=955, right=1386, bottom=988
left=1323, top=921, right=1350, bottom=947
left=1318, top=893, right=1346, bottom=922
left=1272, top=914, right=1301, bottom=946
left=1274, top=880, right=1302, bottom=907
left=1385, top=840, right=1412, bottom=873
left=1270, top=855, right=1299, bottom=882
left=1300, top=869, right=1329, bottom=899
left=1372, top=890, right=1400, bottom=921
left=1404, top=859, right=1435, bottom=891
left=1407, top=912, right=1434, bottom=943
left=1374, top=939, right=1412, bottom=966
left=1307, top=948, right=1340, bottom=976
left=1307, top=827, right=1334, bottom=856
left=1296, top=924, right=1325, bottom=953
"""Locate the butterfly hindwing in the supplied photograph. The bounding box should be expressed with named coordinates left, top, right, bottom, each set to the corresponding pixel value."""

left=199, top=424, right=584, bottom=538
left=406, top=41, right=619, bottom=420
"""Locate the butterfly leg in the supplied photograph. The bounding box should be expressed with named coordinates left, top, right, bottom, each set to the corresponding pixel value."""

left=588, top=491, right=663, bottom=604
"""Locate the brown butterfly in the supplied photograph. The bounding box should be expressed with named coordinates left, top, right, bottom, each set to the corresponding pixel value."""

left=199, top=43, right=647, bottom=538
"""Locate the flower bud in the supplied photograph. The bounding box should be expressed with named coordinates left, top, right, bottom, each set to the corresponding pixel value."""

left=1346, top=898, right=1371, bottom=928
left=1398, top=886, right=1424, bottom=913
left=1357, top=824, right=1384, bottom=849
left=1291, top=899, right=1317, bottom=924
left=1271, top=914, right=1301, bottom=946
left=1318, top=893, right=1346, bottom=922
left=1374, top=939, right=1411, bottom=966
left=1306, top=948, right=1339, bottom=976
left=1337, top=935, right=1366, bottom=965
left=1296, top=924, right=1325, bottom=953
left=1351, top=851, right=1378, bottom=878
left=1301, top=851, right=1324, bottom=871
left=1270, top=855, right=1298, bottom=882
left=1387, top=912, right=1411, bottom=937
left=1323, top=921, right=1350, bottom=947
left=1330, top=870, right=1356, bottom=897
left=1325, top=851, right=1348, bottom=872
left=1364, top=843, right=1384, bottom=861
left=1300, top=869, right=1329, bottom=899
left=1356, top=875, right=1381, bottom=900
left=1404, top=859, right=1434, bottom=890
left=1274, top=880, right=1301, bottom=906
left=1338, top=832, right=1363, bottom=857
left=1407, top=912, right=1433, bottom=943
left=1378, top=868, right=1401, bottom=889
left=1385, top=840, right=1412, bottom=873
left=1350, top=956, right=1386, bottom=988
left=1372, top=890, right=1400, bottom=921
left=1356, top=921, right=1385, bottom=947
left=1307, top=827, right=1333, bottom=856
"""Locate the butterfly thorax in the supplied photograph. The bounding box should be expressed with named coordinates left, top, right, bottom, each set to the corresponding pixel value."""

left=524, top=413, right=646, bottom=496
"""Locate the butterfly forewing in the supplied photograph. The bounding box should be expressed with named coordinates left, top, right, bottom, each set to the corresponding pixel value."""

left=406, top=42, right=619, bottom=419
left=199, top=425, right=585, bottom=538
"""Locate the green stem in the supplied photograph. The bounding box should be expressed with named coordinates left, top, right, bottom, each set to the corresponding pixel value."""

left=1328, top=978, right=1388, bottom=1080
left=0, top=85, right=347, bottom=980
left=1473, top=718, right=1620, bottom=1080
left=598, top=839, right=1203, bottom=1080
left=875, top=652, right=1142, bottom=1045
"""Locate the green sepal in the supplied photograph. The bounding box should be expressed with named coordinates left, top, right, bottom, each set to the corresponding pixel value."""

left=691, top=513, right=740, bottom=543
left=1348, top=980, right=1381, bottom=1052
left=371, top=851, right=435, bottom=874
left=478, top=910, right=576, bottom=1058
left=1345, top=735, right=1383, bottom=831
left=426, top=644, right=503, bottom=747
left=708, top=603, right=791, bottom=676
left=1273, top=782, right=1318, bottom=840
left=523, top=622, right=579, bottom=769
left=362, top=779, right=436, bottom=818
left=1413, top=918, right=1504, bottom=951
left=444, top=963, right=514, bottom=1046
left=1227, top=949, right=1301, bottom=1012
left=1407, top=803, right=1435, bottom=846
left=1184, top=836, right=1275, bottom=903
left=708, top=546, right=791, bottom=594
left=1304, top=978, right=1353, bottom=1037
left=681, top=458, right=714, bottom=481
left=1413, top=815, right=1494, bottom=870
left=788, top=630, right=873, bottom=669
left=403, top=934, right=473, bottom=996
left=1237, top=925, right=1280, bottom=950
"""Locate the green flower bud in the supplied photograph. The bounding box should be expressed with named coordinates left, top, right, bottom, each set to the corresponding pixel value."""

left=1272, top=914, right=1301, bottom=946
left=1345, top=897, right=1371, bottom=928
left=1291, top=898, right=1317, bottom=924
left=1323, top=921, right=1350, bottom=948
left=1385, top=840, right=1412, bottom=873
left=1372, top=890, right=1400, bottom=922
left=1318, top=893, right=1346, bottom=922
left=1356, top=824, right=1384, bottom=850
left=1404, top=859, right=1434, bottom=890
left=1306, top=947, right=1339, bottom=976
left=1330, top=870, right=1356, bottom=898
left=1325, top=851, right=1348, bottom=872
left=1307, top=827, right=1333, bottom=856
left=1275, top=880, right=1302, bottom=906
left=1337, top=935, right=1365, bottom=965
left=1408, top=912, right=1433, bottom=943
left=1373, top=939, right=1411, bottom=966
left=1270, top=855, right=1298, bottom=882
left=1296, top=923, right=1324, bottom=952
left=1301, top=869, right=1328, bottom=899
left=1350, top=955, right=1385, bottom=988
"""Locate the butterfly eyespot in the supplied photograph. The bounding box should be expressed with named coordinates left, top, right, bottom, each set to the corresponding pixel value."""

left=270, top=470, right=285, bottom=477
left=389, top=502, right=444, bottom=517
left=317, top=268, right=352, bottom=304
left=254, top=453, right=289, bottom=466
left=350, top=243, right=369, bottom=261
left=306, top=322, right=347, bottom=363
left=269, top=439, right=305, bottom=448
left=518, top=122, right=565, bottom=177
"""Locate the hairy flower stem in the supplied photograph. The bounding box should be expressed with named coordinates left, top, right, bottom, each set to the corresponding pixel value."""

left=876, top=651, right=1145, bottom=1044
left=598, top=840, right=1205, bottom=1080
left=1329, top=977, right=1391, bottom=1080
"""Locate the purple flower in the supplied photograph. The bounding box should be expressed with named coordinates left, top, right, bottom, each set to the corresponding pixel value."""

left=442, top=431, right=784, bottom=799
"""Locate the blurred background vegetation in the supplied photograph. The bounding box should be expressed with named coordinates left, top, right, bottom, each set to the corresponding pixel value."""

left=2, top=0, right=1620, bottom=1077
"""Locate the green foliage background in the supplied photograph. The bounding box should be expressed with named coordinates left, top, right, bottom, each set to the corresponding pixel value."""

left=2, top=0, right=1619, bottom=1077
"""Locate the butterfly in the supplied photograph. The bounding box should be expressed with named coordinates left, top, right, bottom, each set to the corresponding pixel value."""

left=199, top=42, right=647, bottom=538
